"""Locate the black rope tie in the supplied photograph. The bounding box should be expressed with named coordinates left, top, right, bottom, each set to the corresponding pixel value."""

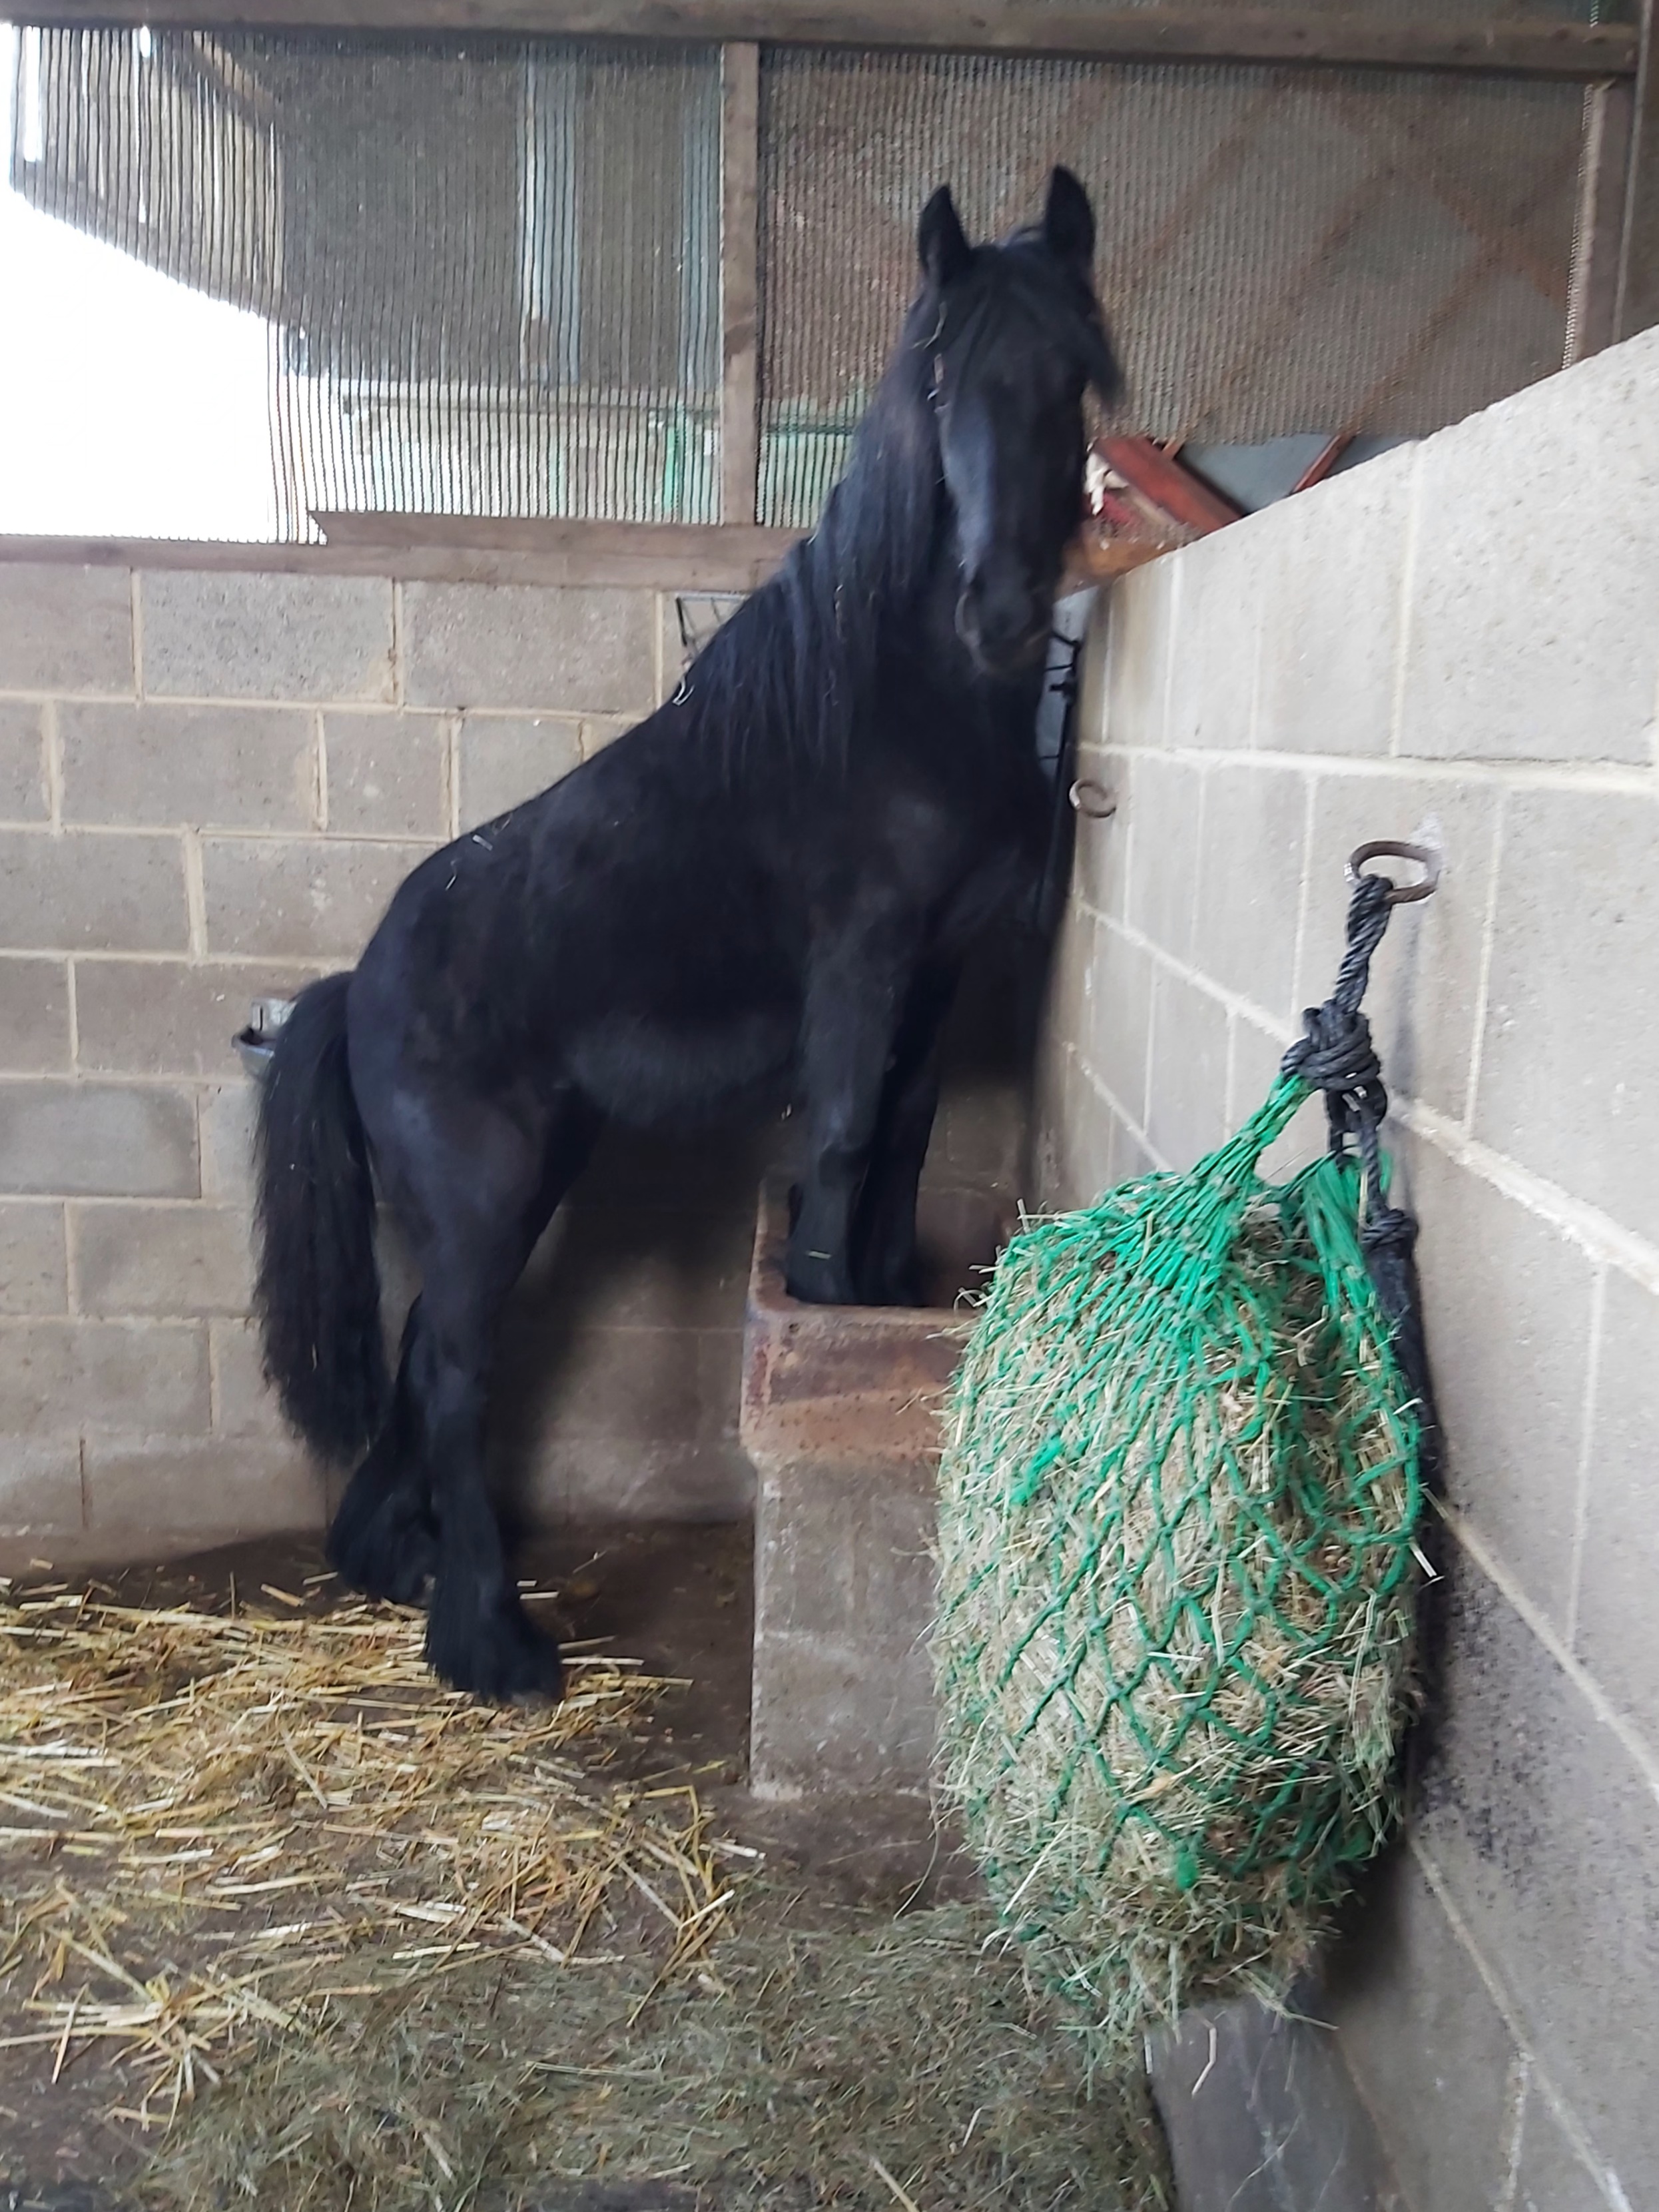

left=1281, top=872, right=1412, bottom=1258
left=1275, top=853, right=1441, bottom=1485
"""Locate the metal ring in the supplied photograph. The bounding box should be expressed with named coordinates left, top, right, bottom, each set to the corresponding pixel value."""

left=1346, top=839, right=1441, bottom=905
left=1069, top=779, right=1117, bottom=819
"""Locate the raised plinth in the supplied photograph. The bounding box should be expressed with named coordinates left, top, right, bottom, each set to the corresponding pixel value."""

left=739, top=1184, right=1002, bottom=1799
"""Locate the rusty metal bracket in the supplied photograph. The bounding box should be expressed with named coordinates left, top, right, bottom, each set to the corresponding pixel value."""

left=1101, top=436, right=1244, bottom=536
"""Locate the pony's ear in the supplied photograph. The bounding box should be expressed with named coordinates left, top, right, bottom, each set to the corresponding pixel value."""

left=918, top=185, right=973, bottom=289
left=1043, top=167, right=1096, bottom=270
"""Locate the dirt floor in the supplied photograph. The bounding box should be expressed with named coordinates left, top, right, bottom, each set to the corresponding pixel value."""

left=0, top=1523, right=1070, bottom=2212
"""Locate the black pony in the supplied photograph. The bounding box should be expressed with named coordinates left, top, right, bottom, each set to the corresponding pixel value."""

left=254, top=170, right=1121, bottom=1698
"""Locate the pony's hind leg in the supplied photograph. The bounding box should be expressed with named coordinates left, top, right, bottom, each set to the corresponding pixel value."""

left=328, top=1299, right=439, bottom=1606
left=390, top=1090, right=597, bottom=1700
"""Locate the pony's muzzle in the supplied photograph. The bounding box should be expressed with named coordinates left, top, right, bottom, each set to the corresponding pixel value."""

left=955, top=583, right=1051, bottom=674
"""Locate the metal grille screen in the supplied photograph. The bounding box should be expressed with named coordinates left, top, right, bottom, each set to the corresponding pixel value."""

left=757, top=48, right=1583, bottom=528
left=12, top=26, right=1584, bottom=538
left=12, top=28, right=721, bottom=533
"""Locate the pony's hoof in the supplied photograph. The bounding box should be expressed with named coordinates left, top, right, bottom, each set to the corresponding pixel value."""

left=424, top=1594, right=565, bottom=1704
left=854, top=1260, right=924, bottom=1307
left=328, top=1498, right=438, bottom=1608
left=785, top=1251, right=856, bottom=1305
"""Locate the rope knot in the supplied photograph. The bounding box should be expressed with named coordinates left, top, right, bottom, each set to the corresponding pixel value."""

left=1280, top=1002, right=1383, bottom=1100
left=1361, top=1205, right=1417, bottom=1259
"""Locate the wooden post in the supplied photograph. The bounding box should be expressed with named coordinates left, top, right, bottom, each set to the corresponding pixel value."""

left=1566, top=79, right=1635, bottom=362
left=720, top=41, right=760, bottom=528
left=1616, top=0, right=1659, bottom=338
left=27, top=3, right=1642, bottom=80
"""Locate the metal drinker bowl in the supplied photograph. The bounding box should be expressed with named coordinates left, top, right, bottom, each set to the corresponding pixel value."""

left=234, top=995, right=296, bottom=1082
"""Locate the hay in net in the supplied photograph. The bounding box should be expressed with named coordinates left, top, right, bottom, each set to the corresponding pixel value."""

left=933, top=1073, right=1422, bottom=2057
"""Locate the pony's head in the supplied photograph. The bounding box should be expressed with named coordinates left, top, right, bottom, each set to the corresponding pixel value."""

left=916, top=168, right=1121, bottom=674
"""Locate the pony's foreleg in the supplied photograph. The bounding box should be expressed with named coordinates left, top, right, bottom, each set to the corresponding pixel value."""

left=787, top=921, right=918, bottom=1305
left=852, top=961, right=958, bottom=1305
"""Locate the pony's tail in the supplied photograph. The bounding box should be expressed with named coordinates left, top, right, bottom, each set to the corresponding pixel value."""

left=252, top=972, right=387, bottom=1465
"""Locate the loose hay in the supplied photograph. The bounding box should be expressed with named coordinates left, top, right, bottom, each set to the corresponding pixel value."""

left=933, top=1080, right=1422, bottom=2059
left=143, top=1888, right=1172, bottom=2212
left=0, top=1580, right=1172, bottom=2211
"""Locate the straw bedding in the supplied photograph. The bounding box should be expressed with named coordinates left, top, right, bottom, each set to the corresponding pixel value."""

left=0, top=1577, right=1171, bottom=2211
left=0, top=1579, right=707, bottom=2125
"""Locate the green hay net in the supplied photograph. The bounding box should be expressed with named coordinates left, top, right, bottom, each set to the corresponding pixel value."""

left=933, top=871, right=1427, bottom=2057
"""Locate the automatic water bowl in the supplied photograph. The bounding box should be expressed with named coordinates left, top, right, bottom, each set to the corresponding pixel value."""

left=234, top=995, right=296, bottom=1082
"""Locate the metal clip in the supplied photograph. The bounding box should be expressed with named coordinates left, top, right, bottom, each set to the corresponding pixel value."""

left=1068, top=779, right=1117, bottom=819
left=1346, top=839, right=1440, bottom=905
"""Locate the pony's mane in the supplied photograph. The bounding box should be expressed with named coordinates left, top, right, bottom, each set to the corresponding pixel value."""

left=673, top=286, right=947, bottom=786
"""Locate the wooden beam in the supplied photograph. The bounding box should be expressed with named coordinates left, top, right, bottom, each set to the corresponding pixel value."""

left=313, top=510, right=797, bottom=561
left=1617, top=0, right=1659, bottom=336
left=26, top=4, right=1638, bottom=82
left=1566, top=80, right=1635, bottom=364
left=0, top=516, right=806, bottom=590
left=720, top=42, right=761, bottom=528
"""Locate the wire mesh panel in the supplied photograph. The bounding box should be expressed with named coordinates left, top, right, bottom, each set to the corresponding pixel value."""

left=9, top=25, right=1590, bottom=540
left=12, top=28, right=722, bottom=534
left=9, top=27, right=285, bottom=312
left=757, top=49, right=1583, bottom=528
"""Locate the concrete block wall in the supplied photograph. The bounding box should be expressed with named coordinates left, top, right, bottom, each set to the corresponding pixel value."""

left=1042, top=327, right=1659, bottom=2209
left=0, top=553, right=739, bottom=1551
